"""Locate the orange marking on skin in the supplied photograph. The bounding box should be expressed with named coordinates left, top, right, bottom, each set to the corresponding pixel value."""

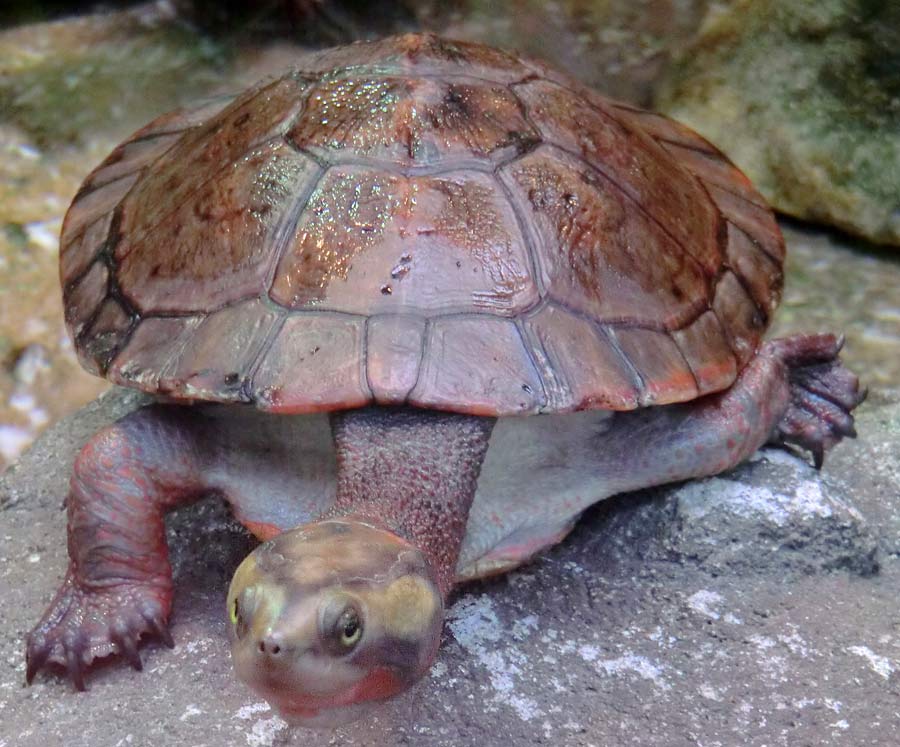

left=240, top=520, right=283, bottom=541
left=348, top=667, right=406, bottom=704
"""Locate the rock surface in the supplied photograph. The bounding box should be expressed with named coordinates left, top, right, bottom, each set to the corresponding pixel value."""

left=1, top=389, right=898, bottom=746
left=657, top=0, right=900, bottom=247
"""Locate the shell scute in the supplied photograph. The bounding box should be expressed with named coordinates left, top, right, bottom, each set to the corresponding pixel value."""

left=77, top=299, right=133, bottom=375
left=502, top=147, right=709, bottom=329
left=713, top=271, right=768, bottom=368
left=61, top=172, right=138, bottom=250
left=366, top=315, right=427, bottom=404
left=611, top=327, right=699, bottom=406
left=253, top=314, right=370, bottom=413
left=610, top=105, right=720, bottom=155
left=409, top=317, right=542, bottom=415
left=115, top=78, right=309, bottom=263
left=157, top=300, right=281, bottom=402
left=61, top=34, right=785, bottom=416
left=270, top=167, right=538, bottom=316
left=705, top=183, right=785, bottom=263
left=514, top=79, right=721, bottom=275
left=80, top=133, right=182, bottom=194
left=522, top=305, right=639, bottom=411
left=117, top=140, right=319, bottom=314
left=671, top=311, right=738, bottom=395
left=64, top=261, right=109, bottom=342
left=108, top=316, right=202, bottom=391
left=59, top=212, right=113, bottom=288
left=724, top=222, right=782, bottom=318
left=289, top=75, right=536, bottom=168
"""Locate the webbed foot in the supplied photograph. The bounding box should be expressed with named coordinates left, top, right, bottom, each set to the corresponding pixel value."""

left=767, top=334, right=866, bottom=468
left=25, top=570, right=173, bottom=691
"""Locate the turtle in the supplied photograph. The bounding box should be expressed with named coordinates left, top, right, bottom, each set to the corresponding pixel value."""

left=26, top=33, right=864, bottom=727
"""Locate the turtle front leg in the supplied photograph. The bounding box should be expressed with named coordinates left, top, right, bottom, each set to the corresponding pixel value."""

left=600, top=333, right=864, bottom=490
left=26, top=405, right=211, bottom=690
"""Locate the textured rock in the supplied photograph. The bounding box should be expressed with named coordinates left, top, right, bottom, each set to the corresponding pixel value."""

left=596, top=449, right=879, bottom=577
left=657, top=0, right=900, bottom=246
left=1, top=389, right=899, bottom=746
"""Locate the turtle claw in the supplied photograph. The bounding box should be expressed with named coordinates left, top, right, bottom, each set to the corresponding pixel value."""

left=767, top=334, right=866, bottom=468
left=66, top=641, right=87, bottom=692
left=24, top=642, right=49, bottom=686
left=142, top=610, right=175, bottom=649
left=25, top=570, right=172, bottom=690
left=111, top=624, right=144, bottom=672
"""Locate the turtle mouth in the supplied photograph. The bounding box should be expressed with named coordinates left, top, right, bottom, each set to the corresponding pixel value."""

left=237, top=662, right=406, bottom=729
left=245, top=663, right=408, bottom=727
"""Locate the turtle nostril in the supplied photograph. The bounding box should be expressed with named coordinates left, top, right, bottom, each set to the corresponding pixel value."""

left=257, top=635, right=285, bottom=657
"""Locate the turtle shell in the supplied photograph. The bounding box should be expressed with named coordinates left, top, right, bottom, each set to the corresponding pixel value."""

left=60, top=33, right=784, bottom=417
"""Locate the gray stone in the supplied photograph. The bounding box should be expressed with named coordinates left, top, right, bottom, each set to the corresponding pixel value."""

left=595, top=450, right=879, bottom=577
left=1, top=390, right=899, bottom=746
left=657, top=0, right=900, bottom=246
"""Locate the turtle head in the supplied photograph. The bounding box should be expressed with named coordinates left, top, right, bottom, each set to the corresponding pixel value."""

left=227, top=519, right=443, bottom=727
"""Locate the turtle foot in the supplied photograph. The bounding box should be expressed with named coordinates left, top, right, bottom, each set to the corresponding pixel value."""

left=767, top=334, right=866, bottom=469
left=26, top=570, right=173, bottom=691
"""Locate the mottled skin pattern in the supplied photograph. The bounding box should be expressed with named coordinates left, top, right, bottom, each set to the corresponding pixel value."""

left=330, top=408, right=496, bottom=594
left=26, top=33, right=866, bottom=723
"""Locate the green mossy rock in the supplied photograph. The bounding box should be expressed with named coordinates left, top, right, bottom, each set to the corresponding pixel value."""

left=0, top=7, right=225, bottom=147
left=657, top=0, right=900, bottom=247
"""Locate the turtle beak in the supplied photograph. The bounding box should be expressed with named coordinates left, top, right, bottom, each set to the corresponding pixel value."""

left=226, top=519, right=443, bottom=727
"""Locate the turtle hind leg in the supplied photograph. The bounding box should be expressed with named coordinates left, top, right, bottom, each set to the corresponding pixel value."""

left=25, top=405, right=211, bottom=690
left=766, top=334, right=866, bottom=468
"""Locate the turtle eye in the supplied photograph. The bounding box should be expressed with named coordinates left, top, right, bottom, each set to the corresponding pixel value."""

left=320, top=599, right=364, bottom=654
left=232, top=596, right=248, bottom=639
left=337, top=608, right=362, bottom=648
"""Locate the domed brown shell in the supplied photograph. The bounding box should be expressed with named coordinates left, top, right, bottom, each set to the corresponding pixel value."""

left=60, top=33, right=783, bottom=417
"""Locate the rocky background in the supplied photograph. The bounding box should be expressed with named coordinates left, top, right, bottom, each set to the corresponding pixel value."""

left=1, top=1, right=898, bottom=745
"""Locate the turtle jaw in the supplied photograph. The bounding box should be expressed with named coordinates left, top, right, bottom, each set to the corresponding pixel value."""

left=231, top=641, right=406, bottom=728
left=227, top=519, right=443, bottom=727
